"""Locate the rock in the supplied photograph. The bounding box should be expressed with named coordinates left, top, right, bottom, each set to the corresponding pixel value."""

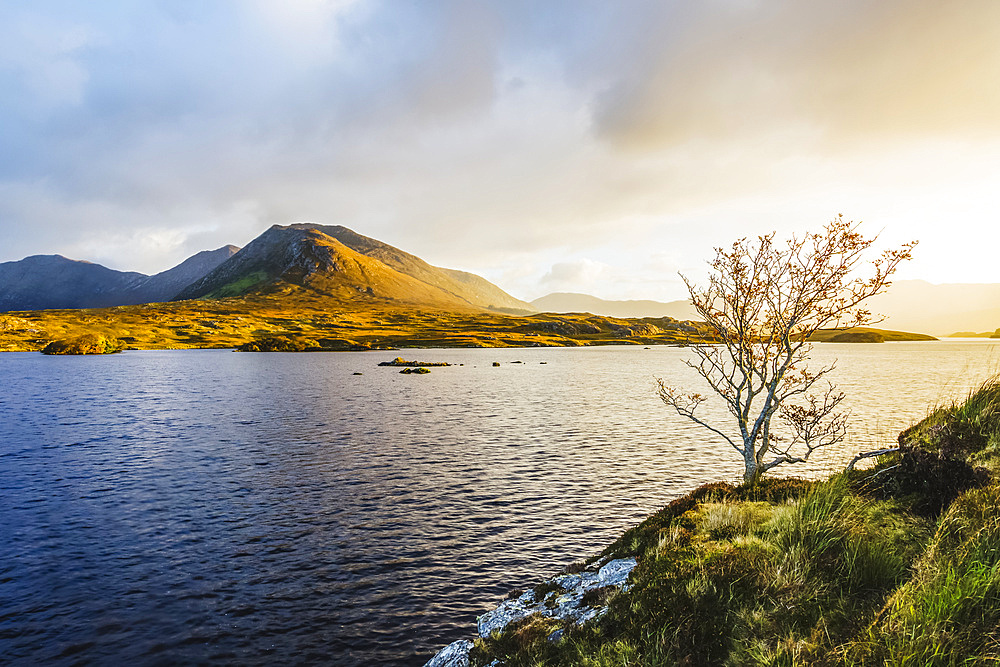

left=475, top=558, right=638, bottom=638
left=492, top=362, right=500, bottom=367
left=437, top=557, right=639, bottom=658
left=352, top=372, right=363, bottom=375
left=477, top=592, right=537, bottom=638
left=400, top=367, right=431, bottom=374
left=598, top=557, right=637, bottom=586
left=41, top=334, right=122, bottom=355
left=379, top=357, right=451, bottom=367
left=423, top=639, right=473, bottom=667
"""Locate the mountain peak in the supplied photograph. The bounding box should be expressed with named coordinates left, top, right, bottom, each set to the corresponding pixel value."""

left=176, top=224, right=531, bottom=311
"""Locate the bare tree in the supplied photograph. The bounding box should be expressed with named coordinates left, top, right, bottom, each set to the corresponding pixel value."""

left=657, top=216, right=916, bottom=484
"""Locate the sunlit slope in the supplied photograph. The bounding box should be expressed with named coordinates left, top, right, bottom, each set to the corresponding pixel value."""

left=175, top=224, right=531, bottom=312
left=176, top=226, right=480, bottom=309
left=284, top=223, right=532, bottom=311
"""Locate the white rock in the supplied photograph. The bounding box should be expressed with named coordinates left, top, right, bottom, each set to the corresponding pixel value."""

left=477, top=598, right=536, bottom=638
left=424, top=639, right=473, bottom=667
left=553, top=573, right=582, bottom=590
left=435, top=557, right=639, bottom=658
left=598, top=558, right=637, bottom=586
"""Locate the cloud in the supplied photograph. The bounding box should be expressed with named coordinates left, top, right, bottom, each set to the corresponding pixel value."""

left=0, top=1, right=998, bottom=297
left=591, top=0, right=1000, bottom=151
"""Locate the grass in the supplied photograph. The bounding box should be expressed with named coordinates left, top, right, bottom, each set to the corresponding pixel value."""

left=469, top=380, right=1000, bottom=666
left=0, top=294, right=715, bottom=352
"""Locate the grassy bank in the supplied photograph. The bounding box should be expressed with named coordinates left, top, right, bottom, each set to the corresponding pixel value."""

left=470, top=381, right=1000, bottom=666
left=0, top=296, right=712, bottom=352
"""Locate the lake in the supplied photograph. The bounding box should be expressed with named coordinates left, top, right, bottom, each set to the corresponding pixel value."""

left=2, top=341, right=999, bottom=665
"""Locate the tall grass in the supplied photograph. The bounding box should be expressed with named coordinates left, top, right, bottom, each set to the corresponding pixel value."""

left=471, top=381, right=1000, bottom=666
left=856, top=485, right=1000, bottom=665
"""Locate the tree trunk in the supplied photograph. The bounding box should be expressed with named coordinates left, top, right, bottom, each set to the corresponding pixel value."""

left=743, top=457, right=762, bottom=485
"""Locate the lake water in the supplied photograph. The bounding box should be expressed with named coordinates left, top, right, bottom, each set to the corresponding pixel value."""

left=2, top=341, right=999, bottom=665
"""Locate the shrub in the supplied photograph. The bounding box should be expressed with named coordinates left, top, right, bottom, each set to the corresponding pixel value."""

left=41, top=334, right=122, bottom=355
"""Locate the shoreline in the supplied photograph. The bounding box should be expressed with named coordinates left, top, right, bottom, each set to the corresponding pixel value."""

left=423, top=380, right=1000, bottom=665
left=0, top=300, right=939, bottom=353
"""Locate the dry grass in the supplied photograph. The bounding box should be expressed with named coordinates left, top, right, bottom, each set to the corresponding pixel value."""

left=0, top=294, right=711, bottom=352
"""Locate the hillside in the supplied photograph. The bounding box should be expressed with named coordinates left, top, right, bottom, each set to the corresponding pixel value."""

left=0, top=255, right=147, bottom=311
left=176, top=224, right=532, bottom=311
left=0, top=246, right=238, bottom=312
left=295, top=224, right=532, bottom=312
left=452, top=380, right=1000, bottom=666
left=531, top=292, right=696, bottom=320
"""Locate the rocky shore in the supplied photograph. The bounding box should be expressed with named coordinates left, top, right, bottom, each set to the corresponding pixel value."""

left=425, top=557, right=637, bottom=667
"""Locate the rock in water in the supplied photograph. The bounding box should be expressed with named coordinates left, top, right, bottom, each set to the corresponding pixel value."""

left=423, top=639, right=473, bottom=667
left=379, top=357, right=450, bottom=367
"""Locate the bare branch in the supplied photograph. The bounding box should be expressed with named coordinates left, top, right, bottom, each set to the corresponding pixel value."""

left=845, top=447, right=901, bottom=471
left=661, top=217, right=915, bottom=483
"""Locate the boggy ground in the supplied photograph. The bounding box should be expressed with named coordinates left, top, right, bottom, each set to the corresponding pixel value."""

left=469, top=381, right=1000, bottom=666
left=0, top=293, right=936, bottom=354
left=0, top=294, right=711, bottom=352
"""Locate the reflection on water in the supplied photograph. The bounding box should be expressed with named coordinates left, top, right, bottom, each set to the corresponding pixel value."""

left=0, top=341, right=997, bottom=665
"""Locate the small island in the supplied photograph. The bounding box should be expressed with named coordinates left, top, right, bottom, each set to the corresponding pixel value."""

left=378, top=357, right=452, bottom=367
left=809, top=327, right=937, bottom=343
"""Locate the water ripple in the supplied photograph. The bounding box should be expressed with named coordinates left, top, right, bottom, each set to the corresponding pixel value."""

left=1, top=342, right=997, bottom=664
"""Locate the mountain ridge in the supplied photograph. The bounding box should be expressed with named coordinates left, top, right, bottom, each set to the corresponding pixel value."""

left=175, top=224, right=532, bottom=312
left=0, top=246, right=238, bottom=312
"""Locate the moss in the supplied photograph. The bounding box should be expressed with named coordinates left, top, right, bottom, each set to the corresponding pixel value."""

left=532, top=580, right=563, bottom=602
left=579, top=585, right=618, bottom=608
left=203, top=270, right=270, bottom=298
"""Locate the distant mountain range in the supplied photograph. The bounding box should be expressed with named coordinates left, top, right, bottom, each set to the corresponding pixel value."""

left=0, top=224, right=530, bottom=313
left=864, top=280, right=1000, bottom=336
left=530, top=292, right=697, bottom=320
left=530, top=283, right=1000, bottom=336
left=2, top=227, right=997, bottom=336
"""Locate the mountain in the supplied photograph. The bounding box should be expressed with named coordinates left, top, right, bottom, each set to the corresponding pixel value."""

left=175, top=224, right=533, bottom=311
left=0, top=246, right=239, bottom=312
left=130, top=246, right=240, bottom=303
left=0, top=255, right=147, bottom=311
left=531, top=292, right=697, bottom=320
left=865, top=280, right=1000, bottom=336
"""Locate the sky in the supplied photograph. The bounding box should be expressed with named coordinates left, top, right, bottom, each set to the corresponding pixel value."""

left=2, top=0, right=999, bottom=302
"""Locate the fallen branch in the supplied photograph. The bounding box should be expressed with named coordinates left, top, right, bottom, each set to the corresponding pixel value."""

left=846, top=447, right=900, bottom=471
